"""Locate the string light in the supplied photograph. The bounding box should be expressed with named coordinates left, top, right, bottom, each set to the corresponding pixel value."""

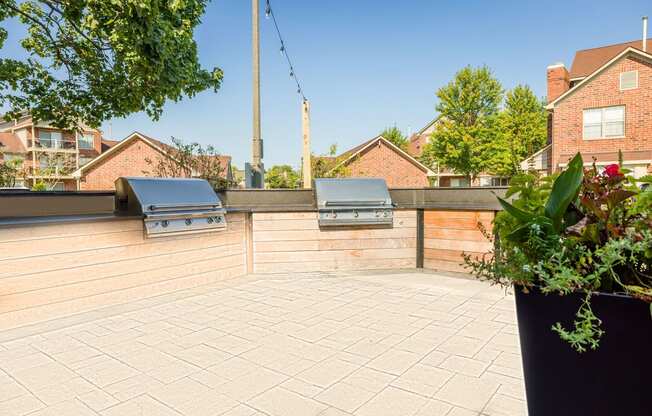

left=265, top=0, right=307, bottom=101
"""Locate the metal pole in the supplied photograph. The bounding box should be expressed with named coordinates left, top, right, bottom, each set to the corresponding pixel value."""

left=301, top=99, right=312, bottom=188
left=250, top=0, right=264, bottom=188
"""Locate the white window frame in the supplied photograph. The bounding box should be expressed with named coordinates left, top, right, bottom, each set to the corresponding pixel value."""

left=582, top=105, right=625, bottom=140
left=619, top=70, right=638, bottom=91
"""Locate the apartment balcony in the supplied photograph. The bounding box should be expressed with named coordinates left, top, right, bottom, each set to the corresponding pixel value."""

left=27, top=166, right=76, bottom=180
left=0, top=186, right=526, bottom=416
left=27, top=138, right=78, bottom=153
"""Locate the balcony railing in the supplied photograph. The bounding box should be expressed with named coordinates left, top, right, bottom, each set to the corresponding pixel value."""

left=27, top=166, right=75, bottom=178
left=27, top=139, right=77, bottom=151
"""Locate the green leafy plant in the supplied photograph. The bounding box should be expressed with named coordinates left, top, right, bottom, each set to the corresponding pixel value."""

left=466, top=154, right=652, bottom=352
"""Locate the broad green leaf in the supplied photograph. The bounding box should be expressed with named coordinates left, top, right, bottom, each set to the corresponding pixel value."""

left=545, top=153, right=584, bottom=231
left=497, top=197, right=534, bottom=223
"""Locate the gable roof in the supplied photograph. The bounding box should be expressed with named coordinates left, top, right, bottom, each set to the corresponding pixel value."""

left=0, top=132, right=26, bottom=154
left=547, top=47, right=652, bottom=108
left=72, top=132, right=167, bottom=177
left=569, top=38, right=652, bottom=79
left=73, top=131, right=232, bottom=179
left=330, top=135, right=435, bottom=176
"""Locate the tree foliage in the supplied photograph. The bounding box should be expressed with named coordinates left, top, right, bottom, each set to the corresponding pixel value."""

left=265, top=165, right=300, bottom=189
left=490, top=85, right=547, bottom=176
left=0, top=0, right=222, bottom=130
left=379, top=126, right=408, bottom=151
left=32, top=152, right=76, bottom=190
left=420, top=67, right=548, bottom=180
left=421, top=66, right=502, bottom=181
left=311, top=144, right=350, bottom=179
left=144, top=137, right=231, bottom=191
left=0, top=154, right=25, bottom=187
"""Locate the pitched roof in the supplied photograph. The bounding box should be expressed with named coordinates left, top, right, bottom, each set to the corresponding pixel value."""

left=74, top=131, right=231, bottom=179
left=101, top=139, right=119, bottom=152
left=569, top=38, right=652, bottom=79
left=329, top=135, right=435, bottom=176
left=548, top=47, right=652, bottom=108
left=0, top=132, right=26, bottom=153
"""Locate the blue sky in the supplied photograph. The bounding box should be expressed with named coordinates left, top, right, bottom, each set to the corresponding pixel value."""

left=2, top=1, right=650, bottom=168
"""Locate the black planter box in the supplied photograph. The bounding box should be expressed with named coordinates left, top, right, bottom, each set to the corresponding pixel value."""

left=515, top=288, right=652, bottom=416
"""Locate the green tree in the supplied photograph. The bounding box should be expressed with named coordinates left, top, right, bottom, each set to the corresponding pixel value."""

left=311, top=144, right=350, bottom=179
left=380, top=126, right=408, bottom=151
left=488, top=85, right=547, bottom=176
left=0, top=0, right=222, bottom=130
left=265, top=165, right=300, bottom=189
left=144, top=137, right=232, bottom=191
left=0, top=153, right=25, bottom=187
left=421, top=66, right=503, bottom=182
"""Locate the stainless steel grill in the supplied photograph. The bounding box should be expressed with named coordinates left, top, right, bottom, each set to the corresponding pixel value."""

left=114, top=177, right=226, bottom=238
left=314, top=178, right=393, bottom=227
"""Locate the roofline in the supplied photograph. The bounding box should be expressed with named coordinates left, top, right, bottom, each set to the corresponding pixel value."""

left=415, top=116, right=442, bottom=136
left=547, top=47, right=652, bottom=108
left=523, top=144, right=552, bottom=160
left=72, top=132, right=167, bottom=177
left=331, top=135, right=435, bottom=176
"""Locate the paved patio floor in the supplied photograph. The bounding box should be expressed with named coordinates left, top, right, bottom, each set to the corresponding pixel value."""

left=0, top=271, right=526, bottom=416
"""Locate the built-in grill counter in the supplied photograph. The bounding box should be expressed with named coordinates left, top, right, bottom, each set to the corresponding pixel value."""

left=314, top=178, right=394, bottom=227
left=114, top=177, right=227, bottom=238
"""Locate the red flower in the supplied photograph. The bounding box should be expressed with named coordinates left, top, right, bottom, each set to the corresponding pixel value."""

left=604, top=164, right=621, bottom=178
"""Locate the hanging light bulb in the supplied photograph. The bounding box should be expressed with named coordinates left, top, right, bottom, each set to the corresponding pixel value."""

left=289, top=68, right=294, bottom=78
left=280, top=45, right=285, bottom=55
left=265, top=1, right=271, bottom=18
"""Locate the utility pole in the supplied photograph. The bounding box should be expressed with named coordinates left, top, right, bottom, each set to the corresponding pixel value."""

left=301, top=99, right=312, bottom=188
left=247, top=0, right=264, bottom=188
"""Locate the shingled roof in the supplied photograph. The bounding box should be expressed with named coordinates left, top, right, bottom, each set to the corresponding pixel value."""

left=0, top=132, right=26, bottom=154
left=569, top=38, right=652, bottom=79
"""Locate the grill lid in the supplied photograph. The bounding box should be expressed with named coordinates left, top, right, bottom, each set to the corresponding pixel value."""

left=115, top=177, right=226, bottom=237
left=314, top=178, right=393, bottom=226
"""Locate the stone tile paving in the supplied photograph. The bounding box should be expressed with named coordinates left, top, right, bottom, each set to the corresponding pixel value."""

left=0, top=271, right=527, bottom=416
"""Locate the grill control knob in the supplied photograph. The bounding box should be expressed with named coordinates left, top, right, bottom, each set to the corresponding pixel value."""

left=353, top=210, right=359, bottom=218
left=216, top=216, right=222, bottom=223
left=185, top=219, right=192, bottom=225
left=161, top=220, right=169, bottom=228
left=207, top=217, right=214, bottom=224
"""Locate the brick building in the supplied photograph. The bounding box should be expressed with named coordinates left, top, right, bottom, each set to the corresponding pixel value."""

left=543, top=38, right=652, bottom=177
left=0, top=114, right=102, bottom=190
left=73, top=132, right=232, bottom=191
left=320, top=135, right=434, bottom=187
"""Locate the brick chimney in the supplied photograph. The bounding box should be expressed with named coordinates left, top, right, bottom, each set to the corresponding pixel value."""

left=547, top=63, right=570, bottom=103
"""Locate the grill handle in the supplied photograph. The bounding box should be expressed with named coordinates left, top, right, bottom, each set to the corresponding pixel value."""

left=148, top=202, right=222, bottom=212
left=324, top=200, right=387, bottom=207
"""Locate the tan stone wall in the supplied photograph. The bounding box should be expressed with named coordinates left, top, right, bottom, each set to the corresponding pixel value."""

left=346, top=141, right=429, bottom=188
left=0, top=213, right=247, bottom=330
left=80, top=139, right=166, bottom=191
left=551, top=55, right=652, bottom=172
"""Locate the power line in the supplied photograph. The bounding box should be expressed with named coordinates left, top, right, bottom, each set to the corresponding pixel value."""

left=265, top=0, right=306, bottom=101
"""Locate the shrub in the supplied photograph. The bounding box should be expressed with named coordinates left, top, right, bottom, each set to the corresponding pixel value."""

left=466, top=153, right=652, bottom=352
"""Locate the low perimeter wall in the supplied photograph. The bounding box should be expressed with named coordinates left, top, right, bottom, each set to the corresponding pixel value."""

left=0, top=188, right=502, bottom=330
left=252, top=210, right=417, bottom=273
left=423, top=210, right=494, bottom=273
left=0, top=213, right=247, bottom=331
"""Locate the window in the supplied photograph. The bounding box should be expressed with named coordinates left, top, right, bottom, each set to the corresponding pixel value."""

left=79, top=156, right=94, bottom=166
left=39, top=131, right=62, bottom=148
left=450, top=177, right=470, bottom=187
left=491, top=177, right=510, bottom=187
left=583, top=106, right=624, bottom=139
left=620, top=71, right=638, bottom=90
left=78, top=134, right=94, bottom=149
